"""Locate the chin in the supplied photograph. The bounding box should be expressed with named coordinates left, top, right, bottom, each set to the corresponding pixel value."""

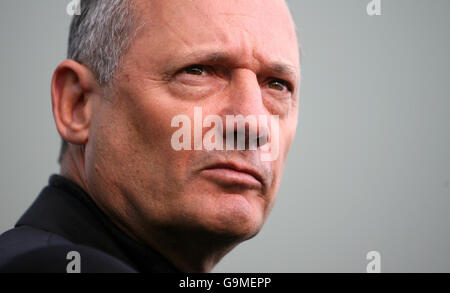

left=203, top=193, right=265, bottom=241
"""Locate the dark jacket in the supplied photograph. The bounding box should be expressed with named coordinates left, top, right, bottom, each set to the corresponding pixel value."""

left=0, top=175, right=180, bottom=273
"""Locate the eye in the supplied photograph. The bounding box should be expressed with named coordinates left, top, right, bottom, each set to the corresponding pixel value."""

left=181, top=65, right=208, bottom=76
left=268, top=79, right=291, bottom=92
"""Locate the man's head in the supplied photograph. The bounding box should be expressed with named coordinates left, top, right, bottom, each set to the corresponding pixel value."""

left=52, top=0, right=300, bottom=272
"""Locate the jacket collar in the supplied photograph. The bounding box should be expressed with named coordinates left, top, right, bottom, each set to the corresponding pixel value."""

left=16, top=174, right=180, bottom=273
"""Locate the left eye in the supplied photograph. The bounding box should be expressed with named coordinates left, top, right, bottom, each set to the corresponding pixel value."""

left=268, top=79, right=290, bottom=91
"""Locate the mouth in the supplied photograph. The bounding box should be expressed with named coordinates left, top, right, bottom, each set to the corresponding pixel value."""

left=200, top=162, right=265, bottom=191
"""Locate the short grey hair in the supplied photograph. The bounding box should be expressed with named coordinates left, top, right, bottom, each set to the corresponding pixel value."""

left=59, top=0, right=138, bottom=164
left=68, top=0, right=136, bottom=84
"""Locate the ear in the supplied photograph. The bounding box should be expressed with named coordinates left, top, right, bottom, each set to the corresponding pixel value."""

left=51, top=59, right=100, bottom=146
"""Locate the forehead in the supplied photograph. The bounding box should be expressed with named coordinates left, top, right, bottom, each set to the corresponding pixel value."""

left=132, top=0, right=299, bottom=72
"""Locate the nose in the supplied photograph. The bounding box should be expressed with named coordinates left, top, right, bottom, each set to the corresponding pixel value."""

left=218, top=69, right=270, bottom=150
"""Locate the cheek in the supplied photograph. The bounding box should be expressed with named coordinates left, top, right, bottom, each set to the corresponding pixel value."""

left=121, top=87, right=181, bottom=158
left=279, top=115, right=298, bottom=158
left=262, top=118, right=297, bottom=210
left=87, top=96, right=176, bottom=188
left=113, top=89, right=198, bottom=194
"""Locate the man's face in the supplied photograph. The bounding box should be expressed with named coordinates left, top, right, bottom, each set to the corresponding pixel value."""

left=86, top=0, right=300, bottom=242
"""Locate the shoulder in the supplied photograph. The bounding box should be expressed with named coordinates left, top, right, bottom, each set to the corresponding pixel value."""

left=0, top=226, right=136, bottom=273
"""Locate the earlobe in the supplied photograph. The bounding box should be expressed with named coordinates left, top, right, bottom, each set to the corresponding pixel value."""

left=51, top=60, right=99, bottom=146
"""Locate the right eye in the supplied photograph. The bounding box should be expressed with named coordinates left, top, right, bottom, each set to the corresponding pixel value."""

left=173, top=64, right=220, bottom=89
left=181, top=65, right=208, bottom=76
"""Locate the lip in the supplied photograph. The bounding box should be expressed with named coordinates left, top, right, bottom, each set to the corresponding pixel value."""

left=200, top=162, right=265, bottom=191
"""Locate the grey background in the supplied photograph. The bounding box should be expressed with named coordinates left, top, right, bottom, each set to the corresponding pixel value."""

left=0, top=0, right=449, bottom=272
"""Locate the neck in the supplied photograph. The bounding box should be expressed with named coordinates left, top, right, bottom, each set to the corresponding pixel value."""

left=60, top=146, right=89, bottom=193
left=129, top=223, right=242, bottom=272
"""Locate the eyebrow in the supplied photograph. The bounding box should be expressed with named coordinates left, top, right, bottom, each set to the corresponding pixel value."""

left=267, top=62, right=298, bottom=81
left=163, top=51, right=229, bottom=78
left=169, top=50, right=233, bottom=69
